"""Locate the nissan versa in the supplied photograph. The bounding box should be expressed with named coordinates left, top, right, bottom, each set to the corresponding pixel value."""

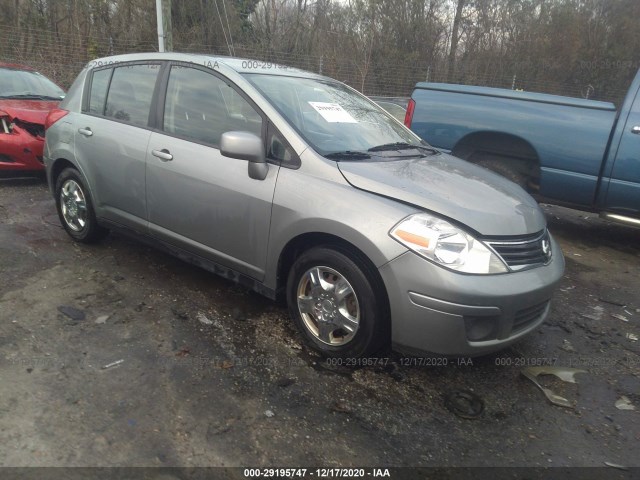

left=44, top=53, right=565, bottom=358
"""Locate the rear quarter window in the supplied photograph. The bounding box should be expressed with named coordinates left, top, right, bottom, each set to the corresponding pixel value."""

left=88, top=68, right=112, bottom=115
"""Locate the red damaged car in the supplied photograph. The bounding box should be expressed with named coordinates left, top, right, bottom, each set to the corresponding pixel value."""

left=0, top=63, right=65, bottom=176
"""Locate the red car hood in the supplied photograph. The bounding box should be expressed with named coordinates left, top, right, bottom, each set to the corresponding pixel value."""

left=0, top=99, right=60, bottom=124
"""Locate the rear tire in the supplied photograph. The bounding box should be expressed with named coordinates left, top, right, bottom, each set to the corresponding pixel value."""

left=286, top=246, right=389, bottom=358
left=55, top=167, right=108, bottom=243
left=467, top=152, right=539, bottom=192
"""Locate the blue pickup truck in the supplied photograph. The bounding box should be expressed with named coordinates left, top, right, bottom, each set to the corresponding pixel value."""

left=404, top=70, right=640, bottom=227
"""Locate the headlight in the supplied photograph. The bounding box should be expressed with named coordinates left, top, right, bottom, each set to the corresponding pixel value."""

left=390, top=213, right=508, bottom=274
left=1, top=112, right=13, bottom=134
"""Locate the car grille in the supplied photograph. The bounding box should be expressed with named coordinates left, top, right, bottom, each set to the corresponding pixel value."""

left=485, top=230, right=551, bottom=271
left=512, top=300, right=550, bottom=333
left=14, top=119, right=45, bottom=138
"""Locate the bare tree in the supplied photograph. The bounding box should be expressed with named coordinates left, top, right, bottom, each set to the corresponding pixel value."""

left=446, top=0, right=465, bottom=81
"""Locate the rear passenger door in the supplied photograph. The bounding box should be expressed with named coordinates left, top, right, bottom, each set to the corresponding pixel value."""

left=77, top=62, right=161, bottom=230
left=145, top=63, right=279, bottom=280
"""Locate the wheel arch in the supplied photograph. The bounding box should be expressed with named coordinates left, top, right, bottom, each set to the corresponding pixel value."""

left=49, top=158, right=77, bottom=193
left=451, top=131, right=540, bottom=162
left=451, top=131, right=542, bottom=191
left=49, top=156, right=100, bottom=208
left=274, top=231, right=391, bottom=311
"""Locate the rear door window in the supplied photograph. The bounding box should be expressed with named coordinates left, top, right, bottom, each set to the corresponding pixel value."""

left=104, top=64, right=160, bottom=127
left=162, top=65, right=262, bottom=147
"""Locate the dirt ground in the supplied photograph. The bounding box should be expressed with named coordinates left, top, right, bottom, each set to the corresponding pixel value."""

left=0, top=177, right=639, bottom=468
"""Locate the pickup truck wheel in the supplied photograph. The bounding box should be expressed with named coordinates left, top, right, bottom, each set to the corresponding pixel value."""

left=467, top=152, right=531, bottom=191
left=55, top=168, right=108, bottom=243
left=287, top=247, right=389, bottom=358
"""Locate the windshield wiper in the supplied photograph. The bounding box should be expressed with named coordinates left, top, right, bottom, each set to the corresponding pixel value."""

left=0, top=94, right=63, bottom=100
left=324, top=151, right=371, bottom=160
left=368, top=142, right=438, bottom=154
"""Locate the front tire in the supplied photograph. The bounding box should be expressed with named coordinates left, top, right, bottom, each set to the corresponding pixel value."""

left=286, top=246, right=389, bottom=358
left=55, top=167, right=108, bottom=243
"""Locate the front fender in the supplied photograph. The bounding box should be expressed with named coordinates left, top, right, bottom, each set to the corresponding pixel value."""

left=263, top=165, right=414, bottom=290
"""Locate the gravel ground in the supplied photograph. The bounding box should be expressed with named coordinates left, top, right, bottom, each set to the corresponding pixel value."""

left=0, top=178, right=638, bottom=468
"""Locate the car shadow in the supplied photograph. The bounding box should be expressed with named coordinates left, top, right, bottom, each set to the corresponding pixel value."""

left=0, top=175, right=47, bottom=186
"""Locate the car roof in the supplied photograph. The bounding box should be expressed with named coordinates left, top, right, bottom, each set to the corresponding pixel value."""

left=87, top=52, right=333, bottom=81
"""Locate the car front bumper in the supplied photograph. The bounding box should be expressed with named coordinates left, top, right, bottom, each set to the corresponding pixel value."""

left=379, top=234, right=565, bottom=356
left=0, top=125, right=46, bottom=175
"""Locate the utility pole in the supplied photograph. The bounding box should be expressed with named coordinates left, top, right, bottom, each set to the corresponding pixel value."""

left=155, top=0, right=164, bottom=52
left=155, top=0, right=173, bottom=52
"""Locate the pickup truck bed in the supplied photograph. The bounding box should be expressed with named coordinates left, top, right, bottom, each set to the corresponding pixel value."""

left=407, top=71, right=640, bottom=223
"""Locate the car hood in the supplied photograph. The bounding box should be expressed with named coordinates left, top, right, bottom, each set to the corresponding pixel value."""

left=337, top=153, right=546, bottom=236
left=0, top=99, right=59, bottom=124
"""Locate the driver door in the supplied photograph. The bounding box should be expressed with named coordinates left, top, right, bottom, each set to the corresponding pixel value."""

left=145, top=64, right=278, bottom=280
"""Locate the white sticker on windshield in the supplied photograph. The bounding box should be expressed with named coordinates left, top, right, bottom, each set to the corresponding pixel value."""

left=308, top=102, right=357, bottom=123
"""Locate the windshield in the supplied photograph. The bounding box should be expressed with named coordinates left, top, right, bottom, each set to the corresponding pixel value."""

left=244, top=74, right=427, bottom=159
left=0, top=67, right=65, bottom=100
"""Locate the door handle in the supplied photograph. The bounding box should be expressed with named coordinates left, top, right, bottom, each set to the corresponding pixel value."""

left=78, top=127, right=93, bottom=137
left=632, top=126, right=640, bottom=135
left=152, top=149, right=173, bottom=162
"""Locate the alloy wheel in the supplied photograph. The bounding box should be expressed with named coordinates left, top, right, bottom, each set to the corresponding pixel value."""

left=296, top=266, right=360, bottom=346
left=60, top=179, right=88, bottom=232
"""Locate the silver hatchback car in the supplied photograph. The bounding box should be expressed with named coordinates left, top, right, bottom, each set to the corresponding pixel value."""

left=44, top=53, right=564, bottom=358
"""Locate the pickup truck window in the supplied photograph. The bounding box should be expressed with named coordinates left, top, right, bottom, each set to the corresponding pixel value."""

left=245, top=74, right=425, bottom=159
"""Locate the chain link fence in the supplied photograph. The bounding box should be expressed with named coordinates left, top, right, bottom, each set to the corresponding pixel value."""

left=1, top=23, right=633, bottom=105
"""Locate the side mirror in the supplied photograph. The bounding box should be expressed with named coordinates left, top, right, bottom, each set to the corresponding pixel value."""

left=220, top=131, right=268, bottom=180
